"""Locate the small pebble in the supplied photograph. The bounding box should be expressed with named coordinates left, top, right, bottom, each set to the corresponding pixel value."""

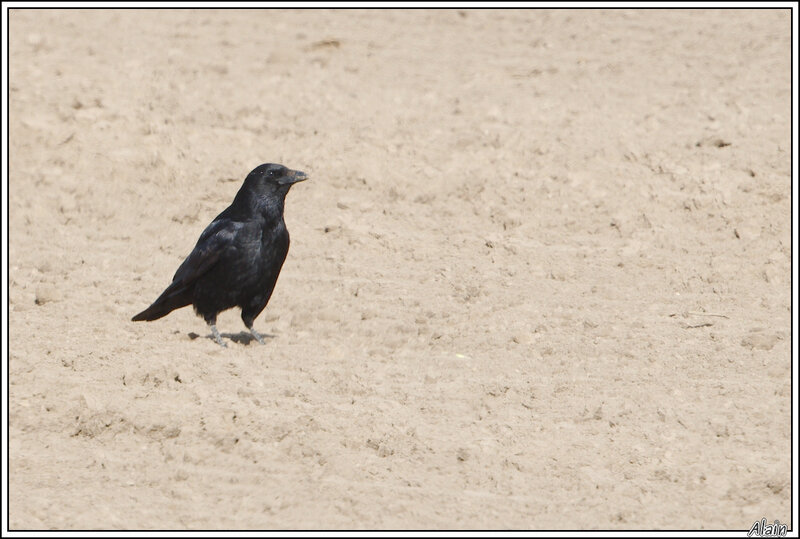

left=35, top=284, right=62, bottom=305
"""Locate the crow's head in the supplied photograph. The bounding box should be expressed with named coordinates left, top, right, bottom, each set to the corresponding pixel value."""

left=244, top=163, right=308, bottom=195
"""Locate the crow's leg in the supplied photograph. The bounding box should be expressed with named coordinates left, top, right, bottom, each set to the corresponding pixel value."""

left=204, top=314, right=227, bottom=348
left=242, top=314, right=266, bottom=345
left=246, top=324, right=266, bottom=345
left=209, top=323, right=227, bottom=347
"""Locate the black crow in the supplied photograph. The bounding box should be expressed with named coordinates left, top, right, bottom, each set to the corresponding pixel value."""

left=132, top=163, right=308, bottom=347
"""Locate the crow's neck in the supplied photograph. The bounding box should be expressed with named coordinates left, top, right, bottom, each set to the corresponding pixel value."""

left=230, top=189, right=286, bottom=223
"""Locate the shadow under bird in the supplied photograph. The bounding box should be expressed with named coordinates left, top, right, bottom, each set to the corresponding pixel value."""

left=132, top=163, right=308, bottom=347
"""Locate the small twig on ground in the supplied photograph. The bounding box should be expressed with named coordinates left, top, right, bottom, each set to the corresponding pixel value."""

left=685, top=322, right=713, bottom=329
left=687, top=311, right=729, bottom=318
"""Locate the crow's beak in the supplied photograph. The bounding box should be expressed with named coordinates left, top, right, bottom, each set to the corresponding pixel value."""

left=286, top=170, right=308, bottom=184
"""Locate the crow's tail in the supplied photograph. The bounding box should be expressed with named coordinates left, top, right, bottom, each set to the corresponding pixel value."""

left=131, top=285, right=192, bottom=322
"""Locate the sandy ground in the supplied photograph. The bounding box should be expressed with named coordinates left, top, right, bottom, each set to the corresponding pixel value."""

left=6, top=8, right=793, bottom=530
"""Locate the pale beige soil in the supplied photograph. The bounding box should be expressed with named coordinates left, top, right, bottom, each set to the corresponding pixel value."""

left=7, top=8, right=792, bottom=530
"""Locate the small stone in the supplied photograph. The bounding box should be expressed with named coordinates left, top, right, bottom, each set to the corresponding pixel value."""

left=741, top=332, right=781, bottom=351
left=35, top=285, right=62, bottom=305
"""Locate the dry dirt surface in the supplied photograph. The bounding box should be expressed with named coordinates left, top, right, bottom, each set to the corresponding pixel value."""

left=7, top=8, right=793, bottom=530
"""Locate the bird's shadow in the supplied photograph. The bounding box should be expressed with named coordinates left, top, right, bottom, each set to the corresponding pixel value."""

left=187, top=331, right=276, bottom=345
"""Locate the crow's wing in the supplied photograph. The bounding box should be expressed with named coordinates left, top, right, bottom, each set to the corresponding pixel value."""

left=172, top=217, right=244, bottom=286
left=131, top=218, right=245, bottom=322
